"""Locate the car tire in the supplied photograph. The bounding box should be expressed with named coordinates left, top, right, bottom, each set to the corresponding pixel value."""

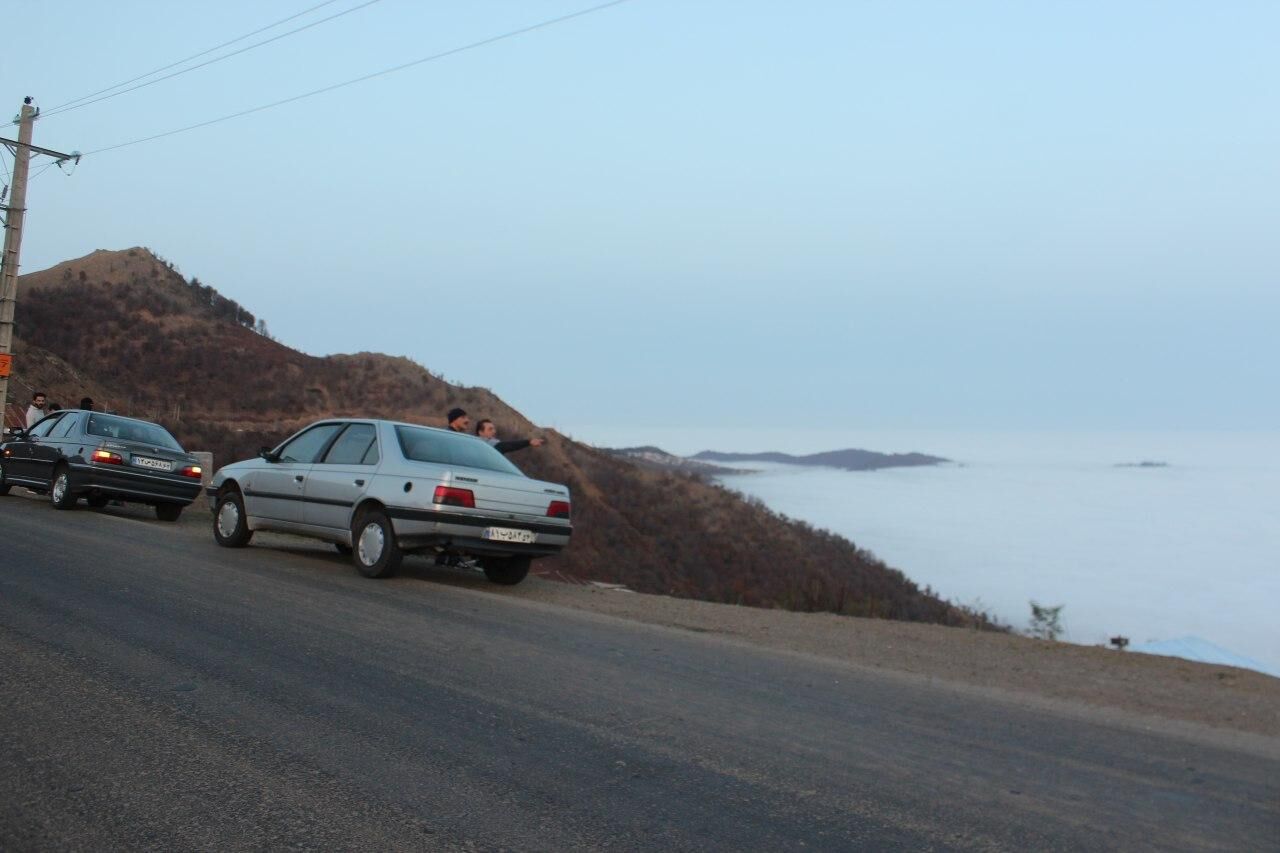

left=482, top=556, right=531, bottom=586
left=50, top=465, right=77, bottom=510
left=155, top=503, right=183, bottom=522
left=351, top=508, right=401, bottom=579
left=0, top=459, right=10, bottom=496
left=334, top=543, right=352, bottom=556
left=213, top=488, right=253, bottom=548
left=86, top=494, right=109, bottom=509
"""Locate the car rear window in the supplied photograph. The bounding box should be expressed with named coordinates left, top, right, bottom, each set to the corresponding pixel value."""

left=395, top=426, right=523, bottom=476
left=86, top=413, right=182, bottom=450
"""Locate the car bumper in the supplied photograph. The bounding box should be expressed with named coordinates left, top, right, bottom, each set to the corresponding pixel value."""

left=385, top=506, right=572, bottom=556
left=70, top=462, right=202, bottom=505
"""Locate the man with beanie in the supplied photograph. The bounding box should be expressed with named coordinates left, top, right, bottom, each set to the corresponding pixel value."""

left=446, top=407, right=471, bottom=433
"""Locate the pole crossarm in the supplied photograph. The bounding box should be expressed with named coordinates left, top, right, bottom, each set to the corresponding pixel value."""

left=0, top=136, right=79, bottom=164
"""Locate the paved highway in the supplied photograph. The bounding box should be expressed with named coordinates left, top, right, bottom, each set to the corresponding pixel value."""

left=1, top=494, right=1276, bottom=850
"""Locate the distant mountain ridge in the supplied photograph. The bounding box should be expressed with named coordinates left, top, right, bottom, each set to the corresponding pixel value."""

left=601, top=446, right=750, bottom=475
left=693, top=448, right=949, bottom=471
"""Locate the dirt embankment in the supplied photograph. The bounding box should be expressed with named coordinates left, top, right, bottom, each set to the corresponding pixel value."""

left=487, top=576, right=1280, bottom=740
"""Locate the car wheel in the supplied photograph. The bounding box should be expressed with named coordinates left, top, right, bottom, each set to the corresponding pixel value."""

left=351, top=509, right=402, bottom=579
left=0, top=459, right=10, bottom=496
left=86, top=494, right=109, bottom=509
left=334, top=543, right=352, bottom=556
left=50, top=465, right=77, bottom=510
left=155, top=503, right=183, bottom=522
left=482, top=556, right=531, bottom=586
left=213, top=488, right=253, bottom=547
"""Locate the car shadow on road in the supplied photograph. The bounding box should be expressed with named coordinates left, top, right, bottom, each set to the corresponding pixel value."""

left=11, top=490, right=187, bottom=527
left=248, top=535, right=506, bottom=593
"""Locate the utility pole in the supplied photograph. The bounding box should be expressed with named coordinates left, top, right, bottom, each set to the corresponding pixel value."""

left=0, top=98, right=78, bottom=423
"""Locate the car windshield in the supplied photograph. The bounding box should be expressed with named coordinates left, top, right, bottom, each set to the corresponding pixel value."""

left=395, top=425, right=524, bottom=476
left=86, top=413, right=183, bottom=450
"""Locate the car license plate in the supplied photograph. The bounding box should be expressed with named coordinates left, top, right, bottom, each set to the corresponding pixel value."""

left=133, top=456, right=173, bottom=472
left=481, top=527, right=536, bottom=544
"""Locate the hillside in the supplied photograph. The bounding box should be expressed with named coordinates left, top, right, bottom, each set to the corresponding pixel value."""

left=7, top=248, right=995, bottom=628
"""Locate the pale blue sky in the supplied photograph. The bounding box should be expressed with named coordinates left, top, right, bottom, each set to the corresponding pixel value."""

left=5, top=1, right=1277, bottom=441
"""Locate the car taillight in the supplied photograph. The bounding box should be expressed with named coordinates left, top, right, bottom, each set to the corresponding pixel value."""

left=179, top=465, right=203, bottom=479
left=433, top=485, right=475, bottom=508
left=547, top=500, right=571, bottom=519
left=92, top=449, right=123, bottom=465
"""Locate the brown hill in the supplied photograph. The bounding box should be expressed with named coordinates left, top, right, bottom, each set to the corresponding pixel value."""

left=8, top=248, right=997, bottom=628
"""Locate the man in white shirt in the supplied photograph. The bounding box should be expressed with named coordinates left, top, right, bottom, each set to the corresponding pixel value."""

left=24, top=391, right=46, bottom=429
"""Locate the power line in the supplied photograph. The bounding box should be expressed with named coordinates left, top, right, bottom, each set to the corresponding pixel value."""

left=28, top=162, right=59, bottom=181
left=44, top=0, right=348, bottom=115
left=42, top=0, right=383, bottom=119
left=83, top=0, right=635, bottom=157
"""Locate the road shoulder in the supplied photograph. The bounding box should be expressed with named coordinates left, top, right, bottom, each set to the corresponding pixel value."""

left=477, top=573, right=1280, bottom=744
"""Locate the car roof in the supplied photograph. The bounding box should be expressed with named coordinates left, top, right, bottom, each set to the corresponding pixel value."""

left=305, top=418, right=457, bottom=435
left=78, top=410, right=169, bottom=427
left=385, top=420, right=457, bottom=434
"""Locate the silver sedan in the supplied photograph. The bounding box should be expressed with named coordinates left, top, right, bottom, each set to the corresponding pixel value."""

left=208, top=419, right=572, bottom=585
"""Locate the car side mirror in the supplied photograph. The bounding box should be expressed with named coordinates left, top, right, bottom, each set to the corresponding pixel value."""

left=259, top=447, right=280, bottom=463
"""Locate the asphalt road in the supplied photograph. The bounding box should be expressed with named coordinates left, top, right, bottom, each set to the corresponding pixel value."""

left=1, top=494, right=1277, bottom=851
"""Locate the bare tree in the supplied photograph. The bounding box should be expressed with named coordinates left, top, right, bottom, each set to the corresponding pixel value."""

left=1028, top=601, right=1065, bottom=641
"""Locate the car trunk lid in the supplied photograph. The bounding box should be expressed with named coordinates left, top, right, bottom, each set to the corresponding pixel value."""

left=98, top=439, right=195, bottom=476
left=447, top=470, right=569, bottom=520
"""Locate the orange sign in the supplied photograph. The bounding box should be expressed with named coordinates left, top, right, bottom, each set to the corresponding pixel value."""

left=0, top=354, right=10, bottom=377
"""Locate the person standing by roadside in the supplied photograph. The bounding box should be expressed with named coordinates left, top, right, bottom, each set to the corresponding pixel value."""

left=446, top=407, right=471, bottom=433
left=24, top=391, right=46, bottom=429
left=475, top=418, right=545, bottom=455
left=79, top=397, right=94, bottom=411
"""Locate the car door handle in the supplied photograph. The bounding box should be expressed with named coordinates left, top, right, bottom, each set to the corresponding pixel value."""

left=354, top=479, right=365, bottom=487
left=294, top=475, right=305, bottom=483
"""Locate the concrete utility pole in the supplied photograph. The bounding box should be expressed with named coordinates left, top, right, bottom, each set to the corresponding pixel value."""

left=0, top=98, right=78, bottom=420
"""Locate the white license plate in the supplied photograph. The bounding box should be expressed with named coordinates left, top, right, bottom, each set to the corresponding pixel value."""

left=133, top=456, right=173, bottom=472
left=481, top=527, right=536, bottom=544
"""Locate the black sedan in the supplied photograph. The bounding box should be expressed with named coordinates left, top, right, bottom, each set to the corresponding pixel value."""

left=0, top=409, right=203, bottom=520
